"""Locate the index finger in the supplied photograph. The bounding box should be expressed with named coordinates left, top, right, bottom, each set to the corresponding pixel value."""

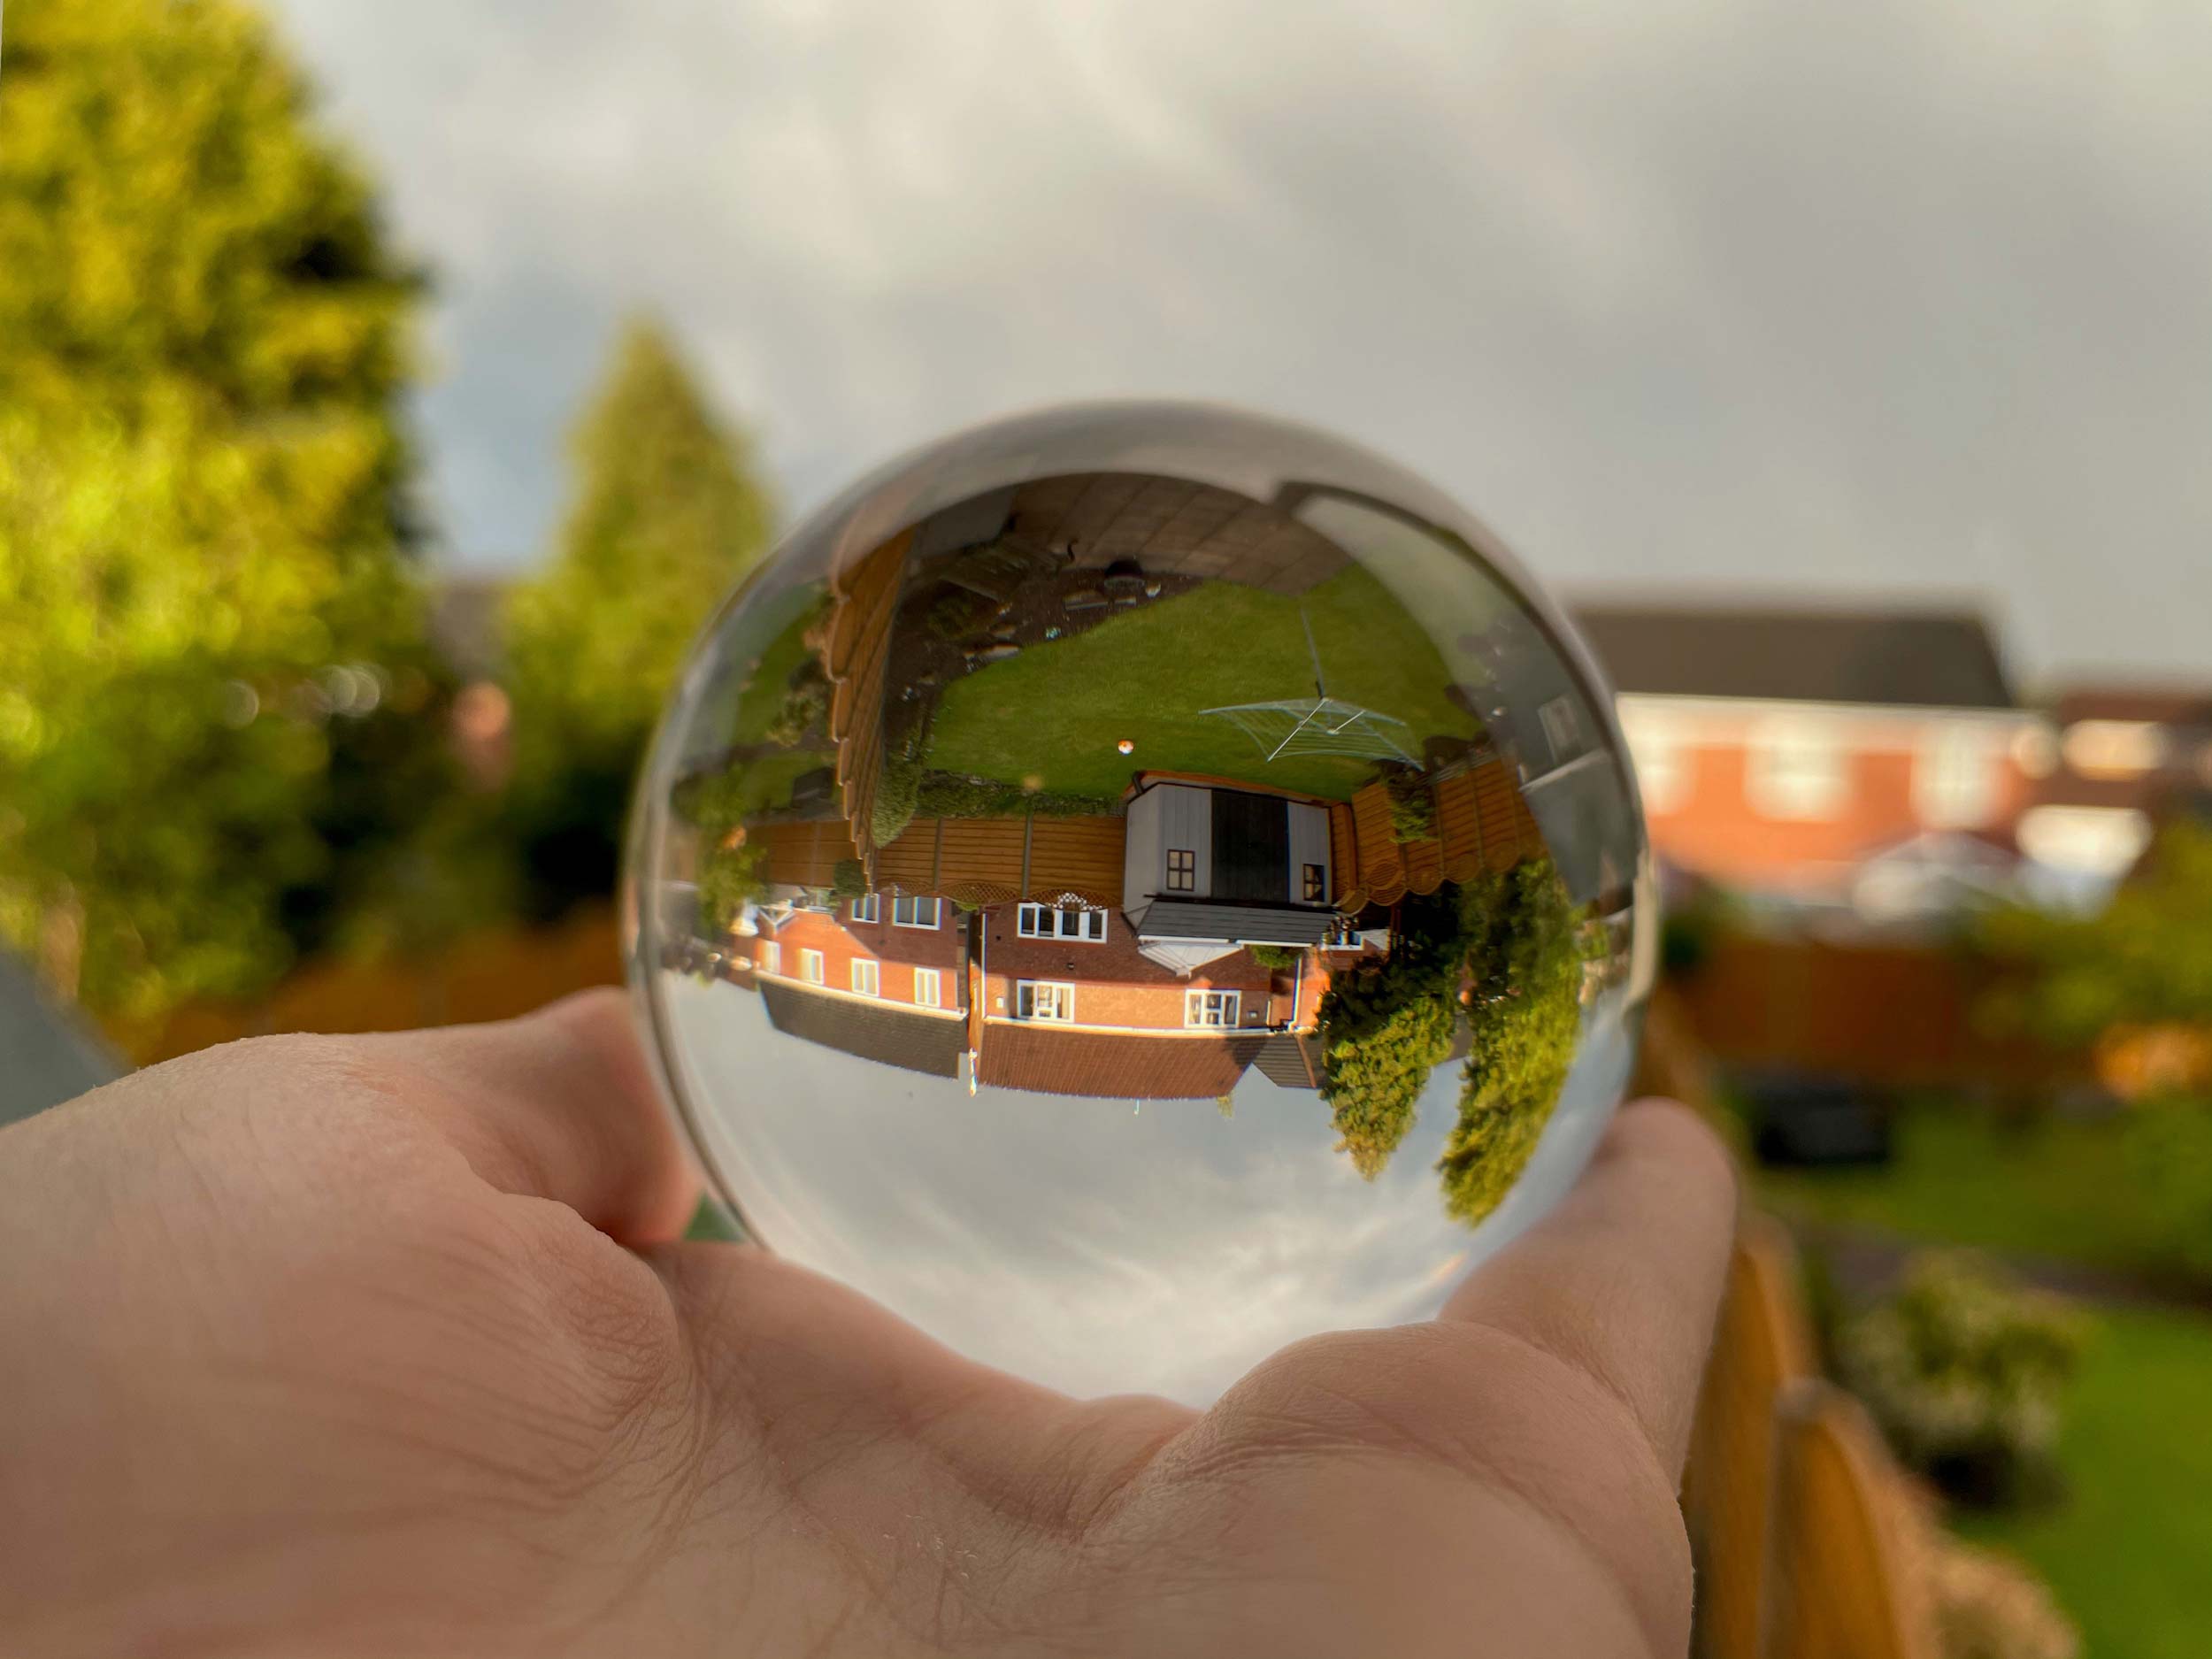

left=1442, top=1096, right=1738, bottom=1479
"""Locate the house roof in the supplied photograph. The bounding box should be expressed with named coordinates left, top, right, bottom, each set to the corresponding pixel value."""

left=978, top=1022, right=1265, bottom=1100
left=1571, top=604, right=2016, bottom=710
left=759, top=979, right=965, bottom=1079
left=1125, top=899, right=1340, bottom=946
left=1253, top=1032, right=1323, bottom=1091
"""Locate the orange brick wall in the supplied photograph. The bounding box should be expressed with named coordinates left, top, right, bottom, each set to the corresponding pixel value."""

left=977, top=907, right=1281, bottom=1030
left=733, top=906, right=965, bottom=1008
left=1647, top=744, right=2033, bottom=887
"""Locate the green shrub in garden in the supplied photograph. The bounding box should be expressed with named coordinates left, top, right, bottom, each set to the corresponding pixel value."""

left=1838, top=1251, right=2085, bottom=1509
left=2122, top=1095, right=2212, bottom=1282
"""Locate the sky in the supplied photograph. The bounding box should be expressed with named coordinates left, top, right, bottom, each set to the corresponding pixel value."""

left=657, top=972, right=1634, bottom=1403
left=267, top=0, right=2212, bottom=682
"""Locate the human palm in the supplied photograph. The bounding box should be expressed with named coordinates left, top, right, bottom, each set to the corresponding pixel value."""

left=0, top=992, right=1732, bottom=1658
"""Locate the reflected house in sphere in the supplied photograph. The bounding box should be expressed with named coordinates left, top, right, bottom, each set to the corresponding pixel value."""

left=680, top=448, right=1633, bottom=1102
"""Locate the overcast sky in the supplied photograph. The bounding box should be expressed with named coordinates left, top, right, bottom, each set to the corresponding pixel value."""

left=268, top=0, right=2212, bottom=681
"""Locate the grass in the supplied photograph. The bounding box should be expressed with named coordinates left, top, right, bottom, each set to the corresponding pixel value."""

left=1956, top=1303, right=2212, bottom=1659
left=1755, top=1101, right=2181, bottom=1280
left=924, top=565, right=1478, bottom=802
left=723, top=583, right=829, bottom=748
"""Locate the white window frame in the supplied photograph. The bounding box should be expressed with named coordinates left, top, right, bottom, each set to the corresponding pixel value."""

left=1013, top=980, right=1075, bottom=1023
left=1165, top=848, right=1196, bottom=892
left=1301, top=863, right=1325, bottom=902
left=849, top=894, right=879, bottom=925
left=1746, top=718, right=1848, bottom=821
left=1914, top=726, right=2000, bottom=830
left=1538, top=695, right=1583, bottom=764
left=759, top=941, right=780, bottom=975
left=1185, top=989, right=1241, bottom=1029
left=911, top=967, right=942, bottom=1009
left=849, top=957, right=879, bottom=996
left=892, top=895, right=941, bottom=930
left=1016, top=902, right=1108, bottom=942
left=1620, top=711, right=1690, bottom=815
left=799, top=949, right=825, bottom=985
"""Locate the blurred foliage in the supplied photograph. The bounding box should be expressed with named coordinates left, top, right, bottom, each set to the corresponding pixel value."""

left=1922, top=1526, right=2081, bottom=1659
left=0, top=0, right=457, bottom=1021
left=1439, top=856, right=1585, bottom=1225
left=1977, top=822, right=2212, bottom=1052
left=1838, top=1252, right=2085, bottom=1509
left=503, top=317, right=774, bottom=918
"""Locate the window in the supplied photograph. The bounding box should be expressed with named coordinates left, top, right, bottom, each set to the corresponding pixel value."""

left=912, top=968, right=942, bottom=1009
left=1914, top=726, right=2000, bottom=829
left=799, top=949, right=825, bottom=985
left=1185, top=989, right=1241, bottom=1028
left=892, top=895, right=941, bottom=929
left=849, top=957, right=879, bottom=996
left=849, top=894, right=879, bottom=925
left=1746, top=720, right=1848, bottom=821
left=1017, top=902, right=1108, bottom=941
left=1619, top=710, right=1689, bottom=815
left=759, top=941, right=780, bottom=975
left=1538, top=695, right=1584, bottom=764
left=1165, top=848, right=1196, bottom=892
left=1302, top=864, right=1325, bottom=902
left=1013, top=981, right=1075, bottom=1023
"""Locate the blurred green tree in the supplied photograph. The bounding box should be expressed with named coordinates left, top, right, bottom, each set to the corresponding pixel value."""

left=0, top=0, right=437, bottom=1022
left=1978, top=821, right=2212, bottom=1050
left=1317, top=887, right=1469, bottom=1179
left=503, top=318, right=775, bottom=918
left=1438, top=856, right=1585, bottom=1225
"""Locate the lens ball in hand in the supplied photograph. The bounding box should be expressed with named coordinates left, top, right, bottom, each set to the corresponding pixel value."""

left=628, top=403, right=1652, bottom=1402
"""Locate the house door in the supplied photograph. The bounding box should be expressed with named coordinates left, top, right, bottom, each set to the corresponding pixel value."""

left=1210, top=792, right=1289, bottom=902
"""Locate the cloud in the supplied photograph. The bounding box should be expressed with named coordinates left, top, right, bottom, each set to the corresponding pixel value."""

left=271, top=0, right=2212, bottom=676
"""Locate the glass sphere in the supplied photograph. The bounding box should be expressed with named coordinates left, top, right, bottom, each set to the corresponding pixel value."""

left=627, top=402, right=1653, bottom=1403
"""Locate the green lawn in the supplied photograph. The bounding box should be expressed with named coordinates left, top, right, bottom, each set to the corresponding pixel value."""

left=1957, top=1304, right=2212, bottom=1659
left=925, top=565, right=1479, bottom=802
left=1755, top=1102, right=2179, bottom=1280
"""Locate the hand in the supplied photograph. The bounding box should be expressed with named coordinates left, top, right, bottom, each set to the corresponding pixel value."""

left=0, top=991, right=1735, bottom=1658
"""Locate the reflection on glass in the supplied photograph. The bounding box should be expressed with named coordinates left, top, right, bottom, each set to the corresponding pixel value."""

left=630, top=403, right=1652, bottom=1401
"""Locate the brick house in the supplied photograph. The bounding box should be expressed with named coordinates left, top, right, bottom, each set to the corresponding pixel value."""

left=2017, top=687, right=2212, bottom=904
left=1572, top=605, right=2048, bottom=904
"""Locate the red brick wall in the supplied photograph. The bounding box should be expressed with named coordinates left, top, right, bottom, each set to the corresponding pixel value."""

left=1648, top=743, right=2032, bottom=887
left=976, top=905, right=1281, bottom=1030
left=732, top=906, right=965, bottom=1009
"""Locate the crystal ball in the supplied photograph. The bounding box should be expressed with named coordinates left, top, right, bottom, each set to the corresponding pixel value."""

left=627, top=402, right=1652, bottom=1402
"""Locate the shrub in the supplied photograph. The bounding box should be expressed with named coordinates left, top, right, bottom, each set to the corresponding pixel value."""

left=829, top=859, right=869, bottom=902
left=1317, top=887, right=1469, bottom=1179
left=912, top=771, right=1119, bottom=820
left=1384, top=771, right=1436, bottom=842
left=696, top=841, right=767, bottom=935
left=872, top=749, right=923, bottom=848
left=1247, top=943, right=1301, bottom=972
left=1837, top=1251, right=2085, bottom=1508
left=763, top=672, right=828, bottom=748
left=1928, top=1536, right=2080, bottom=1659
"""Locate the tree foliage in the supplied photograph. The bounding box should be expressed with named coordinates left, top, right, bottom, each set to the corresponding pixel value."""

left=1438, top=856, right=1585, bottom=1225
left=1317, top=887, right=1470, bottom=1179
left=0, top=0, right=431, bottom=1020
left=1978, top=823, right=2212, bottom=1052
left=502, top=317, right=775, bottom=914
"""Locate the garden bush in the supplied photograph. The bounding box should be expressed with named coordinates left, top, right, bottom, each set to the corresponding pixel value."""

left=912, top=771, right=1119, bottom=820
left=1383, top=770, right=1436, bottom=841
left=1838, top=1251, right=2085, bottom=1508
left=871, top=749, right=923, bottom=848
left=1246, top=943, right=1301, bottom=972
left=2121, top=1094, right=2212, bottom=1281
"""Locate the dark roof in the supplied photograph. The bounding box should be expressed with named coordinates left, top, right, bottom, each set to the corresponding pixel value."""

left=1571, top=604, right=2016, bottom=710
left=979, top=1023, right=1263, bottom=1100
left=1, top=950, right=123, bottom=1126
left=1253, top=1032, right=1322, bottom=1091
left=1125, top=900, right=1339, bottom=946
left=759, top=979, right=964, bottom=1079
